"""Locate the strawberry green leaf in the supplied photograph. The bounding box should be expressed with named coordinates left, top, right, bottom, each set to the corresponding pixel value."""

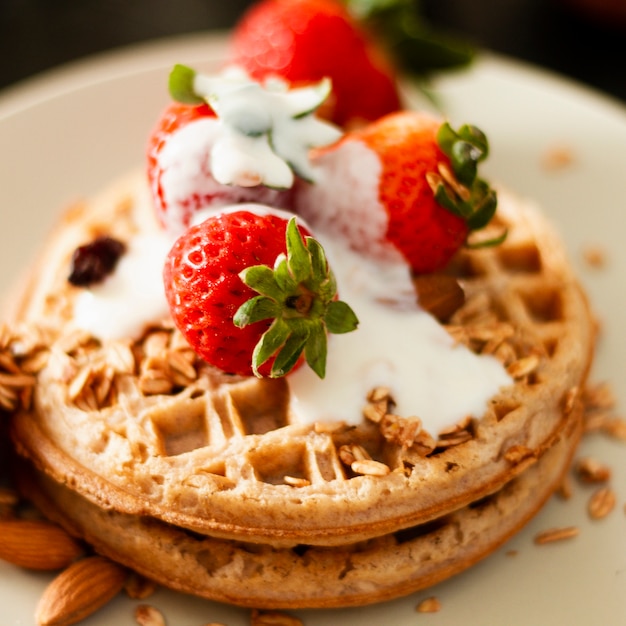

left=450, top=141, right=480, bottom=187
left=304, top=321, right=328, bottom=379
left=458, top=125, right=488, bottom=158
left=273, top=256, right=298, bottom=293
left=251, top=318, right=291, bottom=377
left=467, top=183, right=498, bottom=230
left=466, top=228, right=509, bottom=249
left=169, top=64, right=204, bottom=105
left=286, top=219, right=313, bottom=284
left=434, top=121, right=504, bottom=247
left=233, top=296, right=281, bottom=327
left=324, top=300, right=360, bottom=334
left=239, top=265, right=285, bottom=302
left=272, top=324, right=310, bottom=377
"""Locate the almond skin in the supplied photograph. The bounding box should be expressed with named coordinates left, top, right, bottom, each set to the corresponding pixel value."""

left=35, top=555, right=128, bottom=626
left=413, top=274, right=465, bottom=322
left=0, top=519, right=84, bottom=570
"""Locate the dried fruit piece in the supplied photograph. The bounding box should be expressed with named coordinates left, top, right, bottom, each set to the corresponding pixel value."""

left=68, top=236, right=126, bottom=287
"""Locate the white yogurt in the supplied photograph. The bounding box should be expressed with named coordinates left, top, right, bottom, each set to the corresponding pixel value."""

left=288, top=238, right=511, bottom=431
left=73, top=230, right=173, bottom=341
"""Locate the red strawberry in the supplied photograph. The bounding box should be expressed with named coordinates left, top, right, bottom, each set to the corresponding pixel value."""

left=146, top=101, right=291, bottom=232
left=163, top=208, right=358, bottom=378
left=229, top=0, right=401, bottom=127
left=295, top=111, right=500, bottom=275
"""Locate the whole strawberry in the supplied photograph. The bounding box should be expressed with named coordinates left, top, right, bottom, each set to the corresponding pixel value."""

left=229, top=0, right=401, bottom=127
left=163, top=208, right=358, bottom=378
left=295, top=111, right=500, bottom=275
left=146, top=101, right=292, bottom=233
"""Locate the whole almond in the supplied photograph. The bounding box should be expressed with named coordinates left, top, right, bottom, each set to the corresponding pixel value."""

left=0, top=519, right=84, bottom=570
left=413, top=274, right=465, bottom=322
left=35, top=555, right=128, bottom=626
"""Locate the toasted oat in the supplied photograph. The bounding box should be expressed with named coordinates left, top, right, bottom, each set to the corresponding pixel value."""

left=507, top=354, right=540, bottom=379
left=380, top=414, right=423, bottom=449
left=542, top=145, right=575, bottom=171
left=139, top=370, right=174, bottom=396
left=575, top=457, right=611, bottom=484
left=557, top=474, right=574, bottom=500
left=363, top=386, right=394, bottom=423
left=504, top=445, right=535, bottom=465
left=283, top=476, right=311, bottom=488
left=251, top=609, right=304, bottom=626
left=582, top=245, right=607, bottom=269
left=437, top=417, right=473, bottom=448
left=587, top=487, right=616, bottom=520
left=124, top=573, right=158, bottom=600
left=135, top=604, right=166, bottom=626
left=582, top=382, right=624, bottom=436
left=534, top=526, right=580, bottom=545
left=563, top=386, right=580, bottom=415
left=0, top=324, right=43, bottom=411
left=599, top=417, right=626, bottom=442
left=351, top=459, right=391, bottom=477
left=436, top=430, right=472, bottom=449
left=416, top=596, right=441, bottom=613
left=105, top=340, right=136, bottom=374
left=338, top=444, right=371, bottom=466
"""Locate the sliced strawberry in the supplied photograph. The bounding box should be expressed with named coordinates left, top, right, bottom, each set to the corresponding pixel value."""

left=229, top=0, right=401, bottom=127
left=163, top=208, right=358, bottom=378
left=295, top=111, right=500, bottom=275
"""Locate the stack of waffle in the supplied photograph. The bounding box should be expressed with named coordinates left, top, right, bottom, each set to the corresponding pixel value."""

left=8, top=172, right=595, bottom=608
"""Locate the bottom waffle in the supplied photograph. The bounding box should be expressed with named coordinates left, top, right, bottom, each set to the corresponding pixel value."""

left=16, top=403, right=581, bottom=610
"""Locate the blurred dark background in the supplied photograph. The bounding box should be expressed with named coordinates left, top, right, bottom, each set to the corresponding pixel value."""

left=0, top=0, right=625, bottom=102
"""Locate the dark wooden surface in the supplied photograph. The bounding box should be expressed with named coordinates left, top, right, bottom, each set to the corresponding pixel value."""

left=0, top=0, right=624, bottom=103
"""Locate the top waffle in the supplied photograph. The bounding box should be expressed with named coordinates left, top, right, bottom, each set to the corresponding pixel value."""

left=7, top=170, right=595, bottom=547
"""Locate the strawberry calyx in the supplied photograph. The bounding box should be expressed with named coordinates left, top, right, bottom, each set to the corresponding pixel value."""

left=428, top=122, right=506, bottom=247
left=234, top=218, right=358, bottom=379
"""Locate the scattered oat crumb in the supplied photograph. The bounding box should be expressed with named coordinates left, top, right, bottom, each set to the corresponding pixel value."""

left=542, top=145, right=575, bottom=171
left=557, top=474, right=574, bottom=499
left=134, top=604, right=166, bottom=626
left=587, top=487, right=616, bottom=520
left=416, top=596, right=441, bottom=613
left=575, top=457, right=611, bottom=484
left=582, top=245, right=607, bottom=268
left=251, top=609, right=304, bottom=626
left=534, top=526, right=580, bottom=545
left=505, top=549, right=518, bottom=557
left=124, top=573, right=158, bottom=599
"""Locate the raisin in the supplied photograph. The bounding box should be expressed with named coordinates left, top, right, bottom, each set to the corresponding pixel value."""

left=68, top=236, right=126, bottom=287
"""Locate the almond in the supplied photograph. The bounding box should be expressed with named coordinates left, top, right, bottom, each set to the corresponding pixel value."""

left=35, top=555, right=128, bottom=626
left=413, top=274, right=465, bottom=322
left=0, top=519, right=84, bottom=570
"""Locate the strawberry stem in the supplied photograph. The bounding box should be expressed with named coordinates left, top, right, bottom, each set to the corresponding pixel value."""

left=433, top=121, right=504, bottom=246
left=234, top=218, right=358, bottom=379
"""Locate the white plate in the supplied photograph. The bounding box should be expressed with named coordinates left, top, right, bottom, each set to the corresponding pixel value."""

left=2, top=33, right=626, bottom=626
